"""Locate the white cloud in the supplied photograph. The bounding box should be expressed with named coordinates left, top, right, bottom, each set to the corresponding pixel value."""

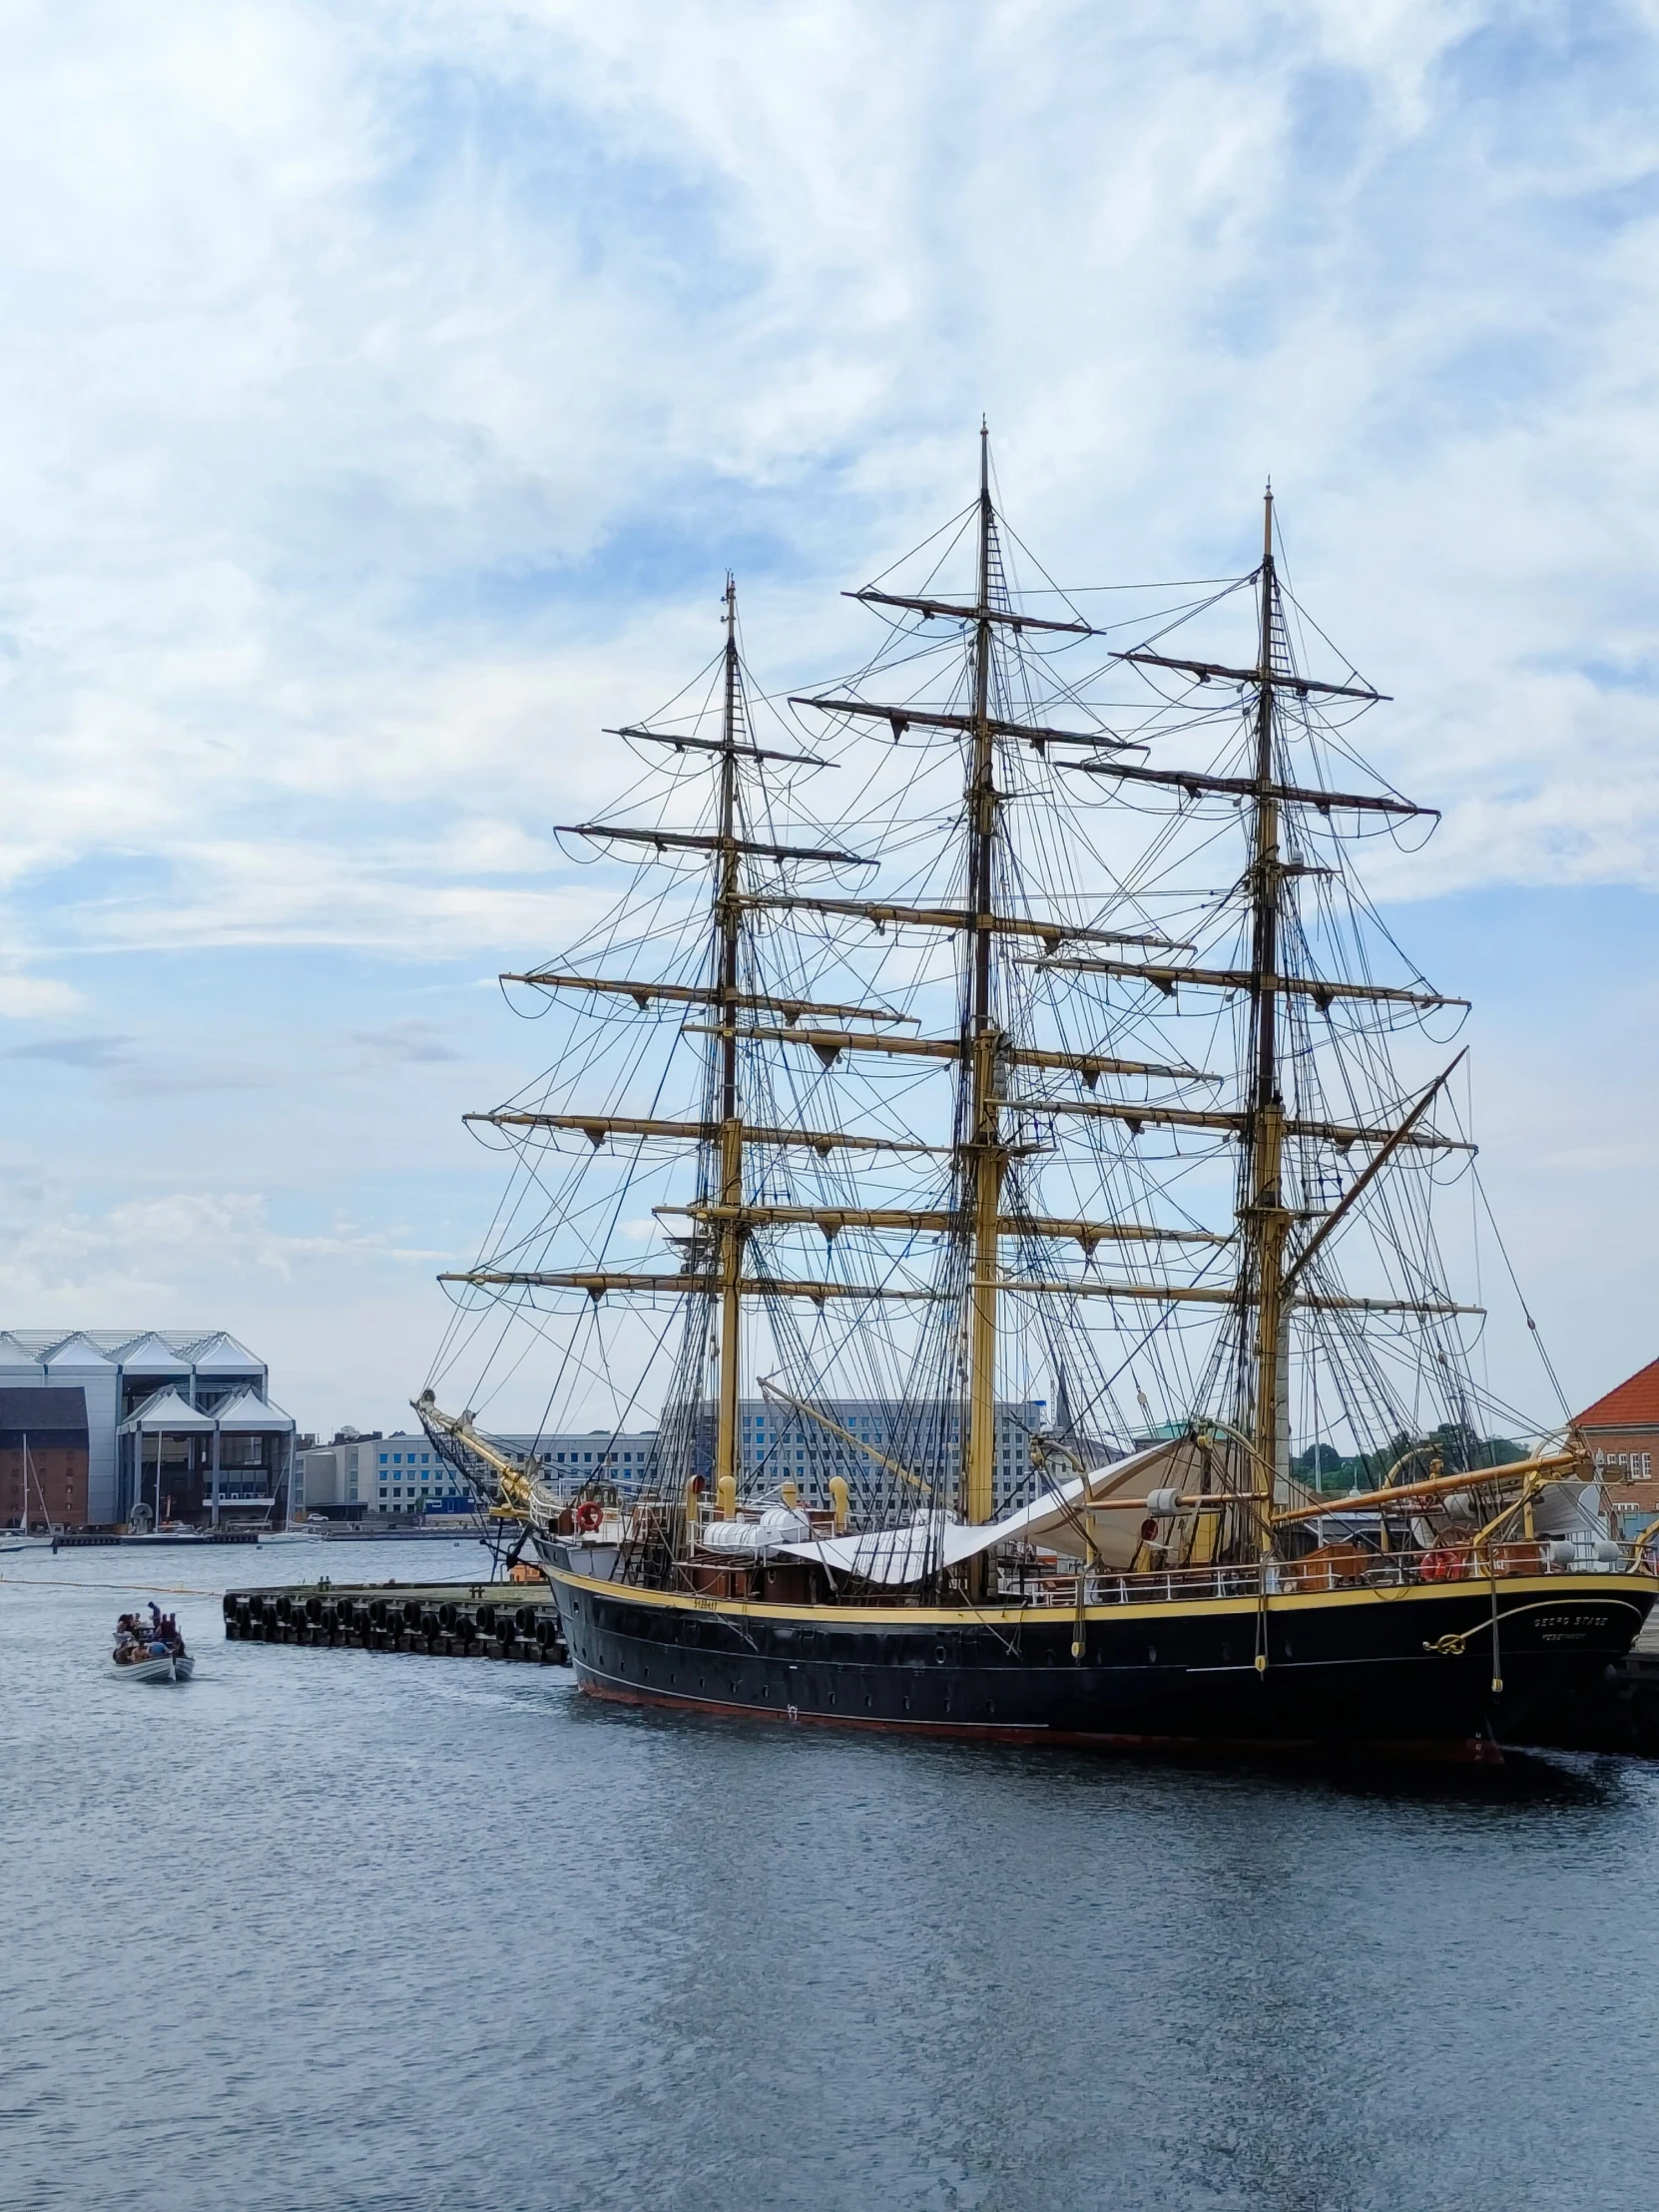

left=0, top=0, right=1657, bottom=964
left=1, top=1, right=1658, bottom=1425
left=0, top=972, right=81, bottom=1018
left=0, top=1189, right=398, bottom=1303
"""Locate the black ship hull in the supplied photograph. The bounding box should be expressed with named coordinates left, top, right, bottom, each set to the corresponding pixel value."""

left=538, top=1543, right=1654, bottom=1761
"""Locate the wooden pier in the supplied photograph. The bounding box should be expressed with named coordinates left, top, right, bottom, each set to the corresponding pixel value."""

left=223, top=1580, right=569, bottom=1665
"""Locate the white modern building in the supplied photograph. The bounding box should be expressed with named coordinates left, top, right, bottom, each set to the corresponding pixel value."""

left=732, top=1396, right=1045, bottom=1512
left=305, top=1400, right=1051, bottom=1521
left=298, top=1429, right=475, bottom=1519
left=293, top=1430, right=379, bottom=1517
left=458, top=1400, right=1044, bottom=1511
left=513, top=1428, right=662, bottom=1488
left=0, top=1331, right=295, bottom=1527
left=302, top=1426, right=663, bottom=1517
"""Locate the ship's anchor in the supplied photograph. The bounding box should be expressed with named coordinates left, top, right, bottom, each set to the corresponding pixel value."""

left=1423, top=1581, right=1505, bottom=1693
left=1422, top=1624, right=1503, bottom=1692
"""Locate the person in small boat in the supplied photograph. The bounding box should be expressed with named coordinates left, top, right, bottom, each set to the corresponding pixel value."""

left=113, top=1613, right=145, bottom=1664
left=150, top=1604, right=187, bottom=1656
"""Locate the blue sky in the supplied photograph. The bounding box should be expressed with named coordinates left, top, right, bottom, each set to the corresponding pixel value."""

left=3, top=0, right=1659, bottom=1434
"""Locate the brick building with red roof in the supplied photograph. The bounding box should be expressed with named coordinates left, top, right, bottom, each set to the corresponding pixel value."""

left=1575, top=1359, right=1659, bottom=1522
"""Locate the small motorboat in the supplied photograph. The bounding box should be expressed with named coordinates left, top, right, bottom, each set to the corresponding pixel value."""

left=111, top=1607, right=194, bottom=1682
left=110, top=1650, right=196, bottom=1683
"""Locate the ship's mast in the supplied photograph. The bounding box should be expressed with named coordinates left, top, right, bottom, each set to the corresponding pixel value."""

left=444, top=456, right=1478, bottom=1570
left=714, top=576, right=744, bottom=1504
left=1242, top=488, right=1292, bottom=1503
left=963, top=423, right=1005, bottom=1529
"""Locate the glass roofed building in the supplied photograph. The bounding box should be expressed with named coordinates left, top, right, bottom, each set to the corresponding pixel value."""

left=0, top=1331, right=295, bottom=1529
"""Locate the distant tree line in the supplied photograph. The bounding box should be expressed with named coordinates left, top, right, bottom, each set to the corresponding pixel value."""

left=1293, top=1421, right=1526, bottom=1495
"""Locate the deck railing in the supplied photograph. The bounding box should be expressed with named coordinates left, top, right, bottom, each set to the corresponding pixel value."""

left=1000, top=1539, right=1646, bottom=1607
left=546, top=1508, right=1653, bottom=1605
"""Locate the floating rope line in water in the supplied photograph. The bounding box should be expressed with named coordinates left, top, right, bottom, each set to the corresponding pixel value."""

left=0, top=1576, right=227, bottom=1595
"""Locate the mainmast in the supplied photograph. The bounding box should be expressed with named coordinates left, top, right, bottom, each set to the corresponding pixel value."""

left=963, top=423, right=1005, bottom=1531
left=713, top=576, right=744, bottom=1509
left=1242, top=488, right=1293, bottom=1504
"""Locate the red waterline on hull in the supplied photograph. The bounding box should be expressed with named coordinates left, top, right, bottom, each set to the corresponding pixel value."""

left=574, top=1677, right=1501, bottom=1764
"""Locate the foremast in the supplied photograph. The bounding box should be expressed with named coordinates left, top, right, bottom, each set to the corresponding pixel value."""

left=964, top=423, right=1005, bottom=1532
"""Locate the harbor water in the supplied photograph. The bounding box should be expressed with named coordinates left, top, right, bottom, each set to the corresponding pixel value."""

left=5, top=1535, right=1659, bottom=2212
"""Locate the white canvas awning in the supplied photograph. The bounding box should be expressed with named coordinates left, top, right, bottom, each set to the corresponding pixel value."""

left=778, top=1434, right=1211, bottom=1585
left=190, top=1333, right=264, bottom=1374
left=44, top=1333, right=117, bottom=1371
left=213, top=1388, right=295, bottom=1433
left=116, top=1334, right=192, bottom=1375
left=120, top=1385, right=217, bottom=1434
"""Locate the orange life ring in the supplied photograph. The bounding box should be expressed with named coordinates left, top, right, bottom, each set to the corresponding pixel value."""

left=1420, top=1546, right=1466, bottom=1583
left=574, top=1500, right=604, bottom=1534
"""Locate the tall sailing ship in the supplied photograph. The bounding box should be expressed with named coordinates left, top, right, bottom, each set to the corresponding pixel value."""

left=420, top=435, right=1655, bottom=1761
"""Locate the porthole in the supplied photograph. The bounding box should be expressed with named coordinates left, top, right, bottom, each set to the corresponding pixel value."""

left=934, top=1644, right=947, bottom=1664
